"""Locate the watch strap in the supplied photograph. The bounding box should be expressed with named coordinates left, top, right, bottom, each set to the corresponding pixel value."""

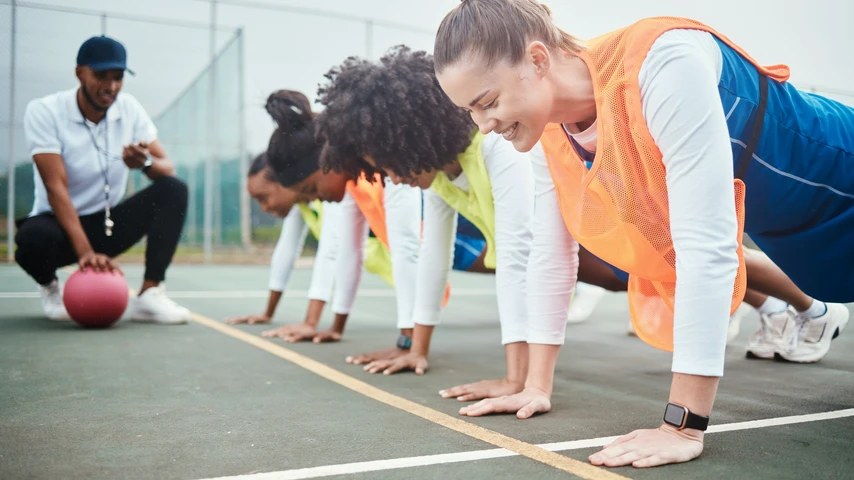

left=684, top=410, right=710, bottom=431
left=396, top=335, right=412, bottom=350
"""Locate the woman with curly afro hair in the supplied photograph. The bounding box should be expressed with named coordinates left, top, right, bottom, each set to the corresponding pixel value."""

left=259, top=88, right=505, bottom=369
left=316, top=45, right=549, bottom=401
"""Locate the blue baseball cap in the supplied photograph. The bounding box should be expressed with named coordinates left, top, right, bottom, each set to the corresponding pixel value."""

left=76, top=36, right=135, bottom=75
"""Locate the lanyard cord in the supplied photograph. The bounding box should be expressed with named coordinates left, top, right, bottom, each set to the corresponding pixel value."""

left=83, top=120, right=115, bottom=236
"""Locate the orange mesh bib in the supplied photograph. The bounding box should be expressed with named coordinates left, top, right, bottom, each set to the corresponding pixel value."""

left=540, top=17, right=790, bottom=351
left=346, top=173, right=389, bottom=247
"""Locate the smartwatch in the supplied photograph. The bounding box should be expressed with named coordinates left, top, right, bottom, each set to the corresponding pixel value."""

left=141, top=156, right=153, bottom=173
left=663, top=403, right=710, bottom=431
left=396, top=334, right=412, bottom=350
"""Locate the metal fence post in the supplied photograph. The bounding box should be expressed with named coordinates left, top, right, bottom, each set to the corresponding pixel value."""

left=203, top=0, right=217, bottom=262
left=237, top=29, right=251, bottom=250
left=6, top=0, right=17, bottom=262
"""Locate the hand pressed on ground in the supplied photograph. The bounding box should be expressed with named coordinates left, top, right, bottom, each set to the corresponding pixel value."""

left=440, top=378, right=525, bottom=402
left=588, top=424, right=704, bottom=468
left=458, top=386, right=551, bottom=419
left=364, top=352, right=429, bottom=375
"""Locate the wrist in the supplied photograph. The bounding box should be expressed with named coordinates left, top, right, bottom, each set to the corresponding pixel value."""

left=410, top=342, right=429, bottom=357
left=75, top=245, right=95, bottom=258
left=330, top=313, right=348, bottom=334
left=396, top=333, right=412, bottom=350
left=661, top=422, right=705, bottom=440
left=410, top=323, right=434, bottom=357
left=669, top=373, right=719, bottom=417
left=303, top=318, right=319, bottom=328
left=504, top=342, right=529, bottom=384
left=523, top=385, right=551, bottom=398
left=523, top=344, right=560, bottom=396
left=523, top=380, right=553, bottom=397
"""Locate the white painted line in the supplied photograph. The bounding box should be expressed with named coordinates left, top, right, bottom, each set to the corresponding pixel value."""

left=0, top=288, right=496, bottom=300
left=196, top=408, right=854, bottom=480
left=538, top=435, right=621, bottom=452
left=0, top=292, right=39, bottom=298
left=201, top=449, right=516, bottom=480
left=705, top=408, right=854, bottom=433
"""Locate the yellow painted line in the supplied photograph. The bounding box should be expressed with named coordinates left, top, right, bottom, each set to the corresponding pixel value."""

left=190, top=313, right=629, bottom=480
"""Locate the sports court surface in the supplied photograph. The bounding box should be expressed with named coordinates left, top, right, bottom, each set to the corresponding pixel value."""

left=2, top=263, right=853, bottom=480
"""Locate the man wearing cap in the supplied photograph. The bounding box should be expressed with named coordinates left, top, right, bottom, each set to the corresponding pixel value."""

left=15, top=35, right=191, bottom=324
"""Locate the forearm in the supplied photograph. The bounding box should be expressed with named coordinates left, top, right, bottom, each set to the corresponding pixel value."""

left=486, top=134, right=535, bottom=346
left=384, top=181, right=421, bottom=328
left=523, top=344, right=561, bottom=396
left=330, top=193, right=366, bottom=315
left=47, top=189, right=91, bottom=256
left=669, top=373, right=719, bottom=419
left=410, top=323, right=435, bottom=357
left=303, top=298, right=326, bottom=327
left=265, top=290, right=283, bottom=318
left=144, top=155, right=176, bottom=180
left=330, top=313, right=349, bottom=335
left=413, top=191, right=456, bottom=328
left=505, top=342, right=529, bottom=384
left=526, top=143, right=579, bottom=345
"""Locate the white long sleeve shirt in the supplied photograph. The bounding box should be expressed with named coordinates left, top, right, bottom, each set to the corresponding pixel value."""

left=267, top=201, right=340, bottom=302
left=330, top=180, right=422, bottom=322
left=528, top=29, right=739, bottom=377
left=307, top=202, right=341, bottom=302
left=414, top=132, right=534, bottom=344
left=268, top=207, right=310, bottom=292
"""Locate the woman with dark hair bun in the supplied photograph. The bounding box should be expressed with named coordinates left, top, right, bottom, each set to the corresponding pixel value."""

left=224, top=151, right=346, bottom=344
left=261, top=89, right=434, bottom=362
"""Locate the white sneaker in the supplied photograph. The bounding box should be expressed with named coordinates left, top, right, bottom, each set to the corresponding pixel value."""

left=777, top=303, right=849, bottom=363
left=746, top=307, right=796, bottom=359
left=40, top=279, right=70, bottom=321
left=567, top=283, right=607, bottom=324
left=128, top=286, right=190, bottom=325
left=727, top=302, right=752, bottom=344
left=627, top=319, right=636, bottom=336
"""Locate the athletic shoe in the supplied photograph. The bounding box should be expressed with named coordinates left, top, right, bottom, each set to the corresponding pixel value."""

left=746, top=307, right=796, bottom=359
left=776, top=303, right=850, bottom=363
left=128, top=286, right=190, bottom=325
left=39, top=279, right=70, bottom=321
left=566, top=283, right=607, bottom=324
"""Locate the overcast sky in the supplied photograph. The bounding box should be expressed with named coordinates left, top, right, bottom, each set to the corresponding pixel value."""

left=2, top=0, right=853, bottom=162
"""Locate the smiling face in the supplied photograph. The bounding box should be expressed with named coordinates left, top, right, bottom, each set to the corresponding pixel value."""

left=437, top=50, right=554, bottom=153
left=247, top=170, right=298, bottom=218
left=286, top=169, right=351, bottom=203
left=76, top=67, right=123, bottom=110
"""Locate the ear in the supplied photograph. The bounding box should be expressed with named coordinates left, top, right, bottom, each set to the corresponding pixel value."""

left=75, top=66, right=84, bottom=82
left=527, top=41, right=551, bottom=77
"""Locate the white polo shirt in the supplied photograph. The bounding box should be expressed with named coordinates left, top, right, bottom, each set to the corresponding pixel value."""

left=23, top=87, right=158, bottom=217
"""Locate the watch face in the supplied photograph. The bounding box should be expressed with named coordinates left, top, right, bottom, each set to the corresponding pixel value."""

left=664, top=403, right=687, bottom=427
